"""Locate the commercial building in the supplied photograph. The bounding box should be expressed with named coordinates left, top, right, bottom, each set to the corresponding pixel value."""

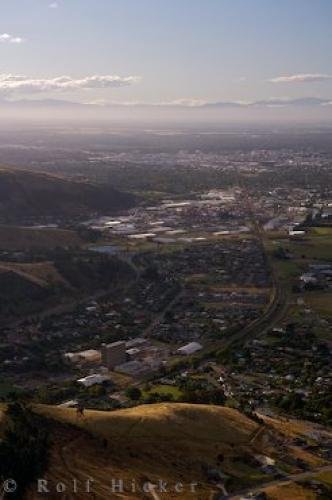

left=101, top=341, right=127, bottom=370
left=64, top=349, right=101, bottom=364
left=177, top=342, right=203, bottom=356
left=77, top=374, right=109, bottom=387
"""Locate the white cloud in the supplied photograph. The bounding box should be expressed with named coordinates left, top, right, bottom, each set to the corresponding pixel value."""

left=0, top=33, right=25, bottom=44
left=49, top=2, right=59, bottom=8
left=269, top=73, right=332, bottom=83
left=0, top=73, right=141, bottom=94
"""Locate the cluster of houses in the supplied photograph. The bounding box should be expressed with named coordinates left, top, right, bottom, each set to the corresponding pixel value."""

left=146, top=240, right=271, bottom=343
left=299, top=263, right=332, bottom=289
left=221, top=322, right=331, bottom=423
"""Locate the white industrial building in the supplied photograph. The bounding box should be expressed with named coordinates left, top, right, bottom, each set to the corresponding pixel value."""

left=64, top=349, right=101, bottom=364
left=77, top=374, right=109, bottom=387
left=177, top=342, right=203, bottom=356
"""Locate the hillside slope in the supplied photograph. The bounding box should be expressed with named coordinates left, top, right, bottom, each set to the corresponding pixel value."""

left=0, top=253, right=133, bottom=320
left=39, top=402, right=258, bottom=444
left=30, top=403, right=330, bottom=499
left=0, top=403, right=331, bottom=499
left=0, top=167, right=137, bottom=222
left=0, top=225, right=83, bottom=250
left=0, top=261, right=68, bottom=288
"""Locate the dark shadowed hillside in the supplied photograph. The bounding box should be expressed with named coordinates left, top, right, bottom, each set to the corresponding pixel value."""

left=0, top=254, right=135, bottom=320
left=0, top=167, right=137, bottom=222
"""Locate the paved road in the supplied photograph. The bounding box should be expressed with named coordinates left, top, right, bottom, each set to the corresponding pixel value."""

left=225, top=464, right=332, bottom=499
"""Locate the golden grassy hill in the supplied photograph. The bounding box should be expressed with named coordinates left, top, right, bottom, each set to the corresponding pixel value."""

left=39, top=402, right=258, bottom=444
left=33, top=403, right=260, bottom=499
left=30, top=403, right=329, bottom=499
left=1, top=403, right=330, bottom=499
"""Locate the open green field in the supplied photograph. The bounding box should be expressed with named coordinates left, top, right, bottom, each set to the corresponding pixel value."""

left=143, top=384, right=183, bottom=400
left=285, top=297, right=331, bottom=341
left=267, top=227, right=332, bottom=289
left=267, top=227, right=332, bottom=263
left=311, top=227, right=332, bottom=236
left=287, top=237, right=332, bottom=260
left=265, top=228, right=331, bottom=343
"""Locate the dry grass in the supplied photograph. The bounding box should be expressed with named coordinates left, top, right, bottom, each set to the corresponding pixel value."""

left=32, top=403, right=262, bottom=499
left=2, top=403, right=330, bottom=499
left=0, top=261, right=69, bottom=288
left=263, top=482, right=316, bottom=500
left=260, top=414, right=332, bottom=440
left=24, top=424, right=214, bottom=499
left=314, top=470, right=332, bottom=485
left=37, top=403, right=258, bottom=445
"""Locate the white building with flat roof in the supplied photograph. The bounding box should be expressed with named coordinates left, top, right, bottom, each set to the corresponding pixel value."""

left=64, top=349, right=101, bottom=364
left=177, top=342, right=203, bottom=356
left=77, top=374, right=109, bottom=387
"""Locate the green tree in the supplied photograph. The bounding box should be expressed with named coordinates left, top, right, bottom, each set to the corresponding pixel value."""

left=0, top=403, right=50, bottom=499
left=125, top=387, right=142, bottom=401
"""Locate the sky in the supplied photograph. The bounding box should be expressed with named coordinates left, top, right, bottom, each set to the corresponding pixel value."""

left=0, top=0, right=331, bottom=122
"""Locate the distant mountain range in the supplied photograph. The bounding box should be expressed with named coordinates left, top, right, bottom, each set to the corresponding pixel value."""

left=1, top=96, right=331, bottom=109
left=204, top=97, right=332, bottom=108
left=1, top=96, right=331, bottom=125
left=0, top=167, right=137, bottom=222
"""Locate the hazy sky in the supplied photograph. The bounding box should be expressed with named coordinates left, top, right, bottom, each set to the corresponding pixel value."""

left=0, top=0, right=332, bottom=121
